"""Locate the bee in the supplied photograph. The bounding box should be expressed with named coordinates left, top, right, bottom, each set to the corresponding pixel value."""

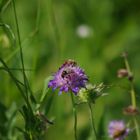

left=61, top=70, right=68, bottom=78
left=61, top=60, right=76, bottom=79
left=113, top=129, right=126, bottom=139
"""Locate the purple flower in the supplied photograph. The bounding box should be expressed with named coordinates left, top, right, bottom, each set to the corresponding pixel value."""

left=48, top=60, right=88, bottom=94
left=108, top=120, right=130, bottom=140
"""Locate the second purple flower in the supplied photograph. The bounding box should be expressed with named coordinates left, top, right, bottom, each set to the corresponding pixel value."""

left=108, top=120, right=130, bottom=140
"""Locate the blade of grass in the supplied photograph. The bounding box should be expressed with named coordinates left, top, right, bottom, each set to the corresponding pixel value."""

left=12, top=0, right=36, bottom=114
left=0, top=0, right=38, bottom=116
left=12, top=0, right=28, bottom=100
left=0, top=58, right=33, bottom=115
left=0, top=58, right=26, bottom=101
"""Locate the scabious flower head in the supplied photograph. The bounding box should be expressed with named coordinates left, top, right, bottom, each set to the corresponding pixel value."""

left=108, top=120, right=130, bottom=140
left=48, top=60, right=88, bottom=94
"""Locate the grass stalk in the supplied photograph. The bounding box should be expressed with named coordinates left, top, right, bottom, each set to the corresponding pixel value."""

left=12, top=0, right=33, bottom=113
left=12, top=0, right=27, bottom=96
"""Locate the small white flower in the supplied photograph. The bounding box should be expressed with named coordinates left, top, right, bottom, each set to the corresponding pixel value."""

left=76, top=24, right=93, bottom=38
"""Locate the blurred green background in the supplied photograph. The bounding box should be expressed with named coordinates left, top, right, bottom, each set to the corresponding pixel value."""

left=0, top=0, right=140, bottom=139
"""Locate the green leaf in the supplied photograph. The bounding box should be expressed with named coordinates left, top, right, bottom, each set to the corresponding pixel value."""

left=45, top=91, right=54, bottom=115
left=36, top=76, right=53, bottom=111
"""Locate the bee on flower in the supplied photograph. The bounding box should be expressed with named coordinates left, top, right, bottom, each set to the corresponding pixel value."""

left=48, top=60, right=88, bottom=94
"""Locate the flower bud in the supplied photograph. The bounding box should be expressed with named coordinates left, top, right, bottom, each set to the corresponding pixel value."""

left=123, top=105, right=139, bottom=116
left=117, top=69, right=128, bottom=78
left=78, top=83, right=106, bottom=104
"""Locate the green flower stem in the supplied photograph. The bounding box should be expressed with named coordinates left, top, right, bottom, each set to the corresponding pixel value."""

left=124, top=54, right=140, bottom=140
left=124, top=55, right=136, bottom=108
left=124, top=55, right=131, bottom=75
left=130, top=86, right=140, bottom=140
left=134, top=118, right=140, bottom=140
left=88, top=103, right=98, bottom=140
left=70, top=93, right=78, bottom=140
left=130, top=84, right=137, bottom=108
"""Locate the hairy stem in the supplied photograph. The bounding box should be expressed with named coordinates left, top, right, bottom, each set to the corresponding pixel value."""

left=70, top=93, right=78, bottom=140
left=88, top=103, right=98, bottom=140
